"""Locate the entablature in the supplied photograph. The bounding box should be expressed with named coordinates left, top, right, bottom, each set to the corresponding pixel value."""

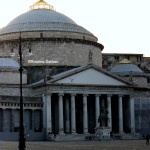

left=34, top=84, right=134, bottom=96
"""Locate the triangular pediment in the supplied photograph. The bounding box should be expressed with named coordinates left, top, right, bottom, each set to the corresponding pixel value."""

left=49, top=66, right=130, bottom=86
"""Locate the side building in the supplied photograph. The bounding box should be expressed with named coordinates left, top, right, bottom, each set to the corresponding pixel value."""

left=102, top=53, right=144, bottom=71
left=111, top=59, right=150, bottom=135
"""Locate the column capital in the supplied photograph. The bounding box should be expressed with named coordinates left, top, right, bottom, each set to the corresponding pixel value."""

left=107, top=94, right=112, bottom=97
left=42, top=93, right=46, bottom=97
left=83, top=93, right=88, bottom=97
left=47, top=93, right=52, bottom=96
left=119, top=95, right=124, bottom=98
left=130, top=94, right=134, bottom=99
left=95, top=94, right=101, bottom=97
left=71, top=93, right=76, bottom=97
left=58, top=92, right=64, bottom=96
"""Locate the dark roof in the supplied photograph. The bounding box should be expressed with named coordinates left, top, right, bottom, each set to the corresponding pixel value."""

left=0, top=58, right=19, bottom=69
left=0, top=9, right=93, bottom=36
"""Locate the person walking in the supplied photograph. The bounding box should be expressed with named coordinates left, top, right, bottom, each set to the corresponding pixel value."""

left=146, top=134, right=149, bottom=145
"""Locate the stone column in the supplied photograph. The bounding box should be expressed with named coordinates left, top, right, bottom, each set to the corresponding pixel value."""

left=45, top=94, right=52, bottom=133
left=101, top=99, right=106, bottom=127
left=71, top=93, right=76, bottom=134
left=58, top=93, right=64, bottom=134
left=95, top=94, right=100, bottom=128
left=2, top=108, right=5, bottom=132
left=130, top=95, right=135, bottom=133
left=31, top=109, right=35, bottom=131
left=107, top=95, right=112, bottom=130
left=65, top=96, right=70, bottom=133
left=42, top=94, right=46, bottom=131
left=118, top=95, right=124, bottom=133
left=83, top=94, right=88, bottom=134
left=11, top=109, right=15, bottom=132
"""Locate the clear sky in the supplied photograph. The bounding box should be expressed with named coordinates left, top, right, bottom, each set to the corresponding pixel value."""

left=0, top=0, right=150, bottom=56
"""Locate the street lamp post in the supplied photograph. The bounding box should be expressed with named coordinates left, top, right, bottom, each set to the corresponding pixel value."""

left=18, top=33, right=26, bottom=150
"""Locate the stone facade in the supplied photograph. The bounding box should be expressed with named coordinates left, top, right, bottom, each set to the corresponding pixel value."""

left=0, top=31, right=98, bottom=42
left=0, top=0, right=149, bottom=141
left=122, top=76, right=149, bottom=87
left=0, top=38, right=102, bottom=67
left=134, top=91, right=150, bottom=134
left=0, top=71, right=27, bottom=84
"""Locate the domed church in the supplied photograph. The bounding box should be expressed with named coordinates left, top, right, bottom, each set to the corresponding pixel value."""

left=0, top=0, right=149, bottom=141
left=0, top=0, right=103, bottom=84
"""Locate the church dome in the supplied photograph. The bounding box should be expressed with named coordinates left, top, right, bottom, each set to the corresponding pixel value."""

left=0, top=1, right=93, bottom=36
left=0, top=0, right=103, bottom=69
left=0, top=58, right=19, bottom=69
left=111, top=59, right=143, bottom=75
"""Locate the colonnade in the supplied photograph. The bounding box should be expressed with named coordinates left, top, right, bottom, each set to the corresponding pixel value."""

left=0, top=108, right=42, bottom=132
left=43, top=93, right=135, bottom=135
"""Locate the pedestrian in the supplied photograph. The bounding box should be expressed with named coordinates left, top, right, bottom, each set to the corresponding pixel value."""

left=146, top=134, right=149, bottom=145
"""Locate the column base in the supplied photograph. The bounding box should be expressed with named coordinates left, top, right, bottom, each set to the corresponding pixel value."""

left=83, top=132, right=89, bottom=135
left=119, top=131, right=124, bottom=134
left=71, top=131, right=77, bottom=135
left=131, top=129, right=135, bottom=134
left=58, top=131, right=65, bottom=135
left=83, top=128, right=88, bottom=134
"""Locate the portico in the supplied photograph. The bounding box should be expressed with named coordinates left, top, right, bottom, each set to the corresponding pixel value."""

left=34, top=65, right=136, bottom=138
left=42, top=91, right=135, bottom=136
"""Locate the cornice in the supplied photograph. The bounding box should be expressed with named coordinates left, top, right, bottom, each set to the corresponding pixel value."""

left=34, top=84, right=133, bottom=96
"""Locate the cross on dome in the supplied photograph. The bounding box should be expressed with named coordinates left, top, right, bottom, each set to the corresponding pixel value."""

left=29, top=0, right=54, bottom=11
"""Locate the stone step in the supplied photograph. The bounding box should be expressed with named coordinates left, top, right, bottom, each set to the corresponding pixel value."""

left=55, top=134, right=85, bottom=141
left=113, top=133, right=142, bottom=140
left=50, top=133, right=142, bottom=141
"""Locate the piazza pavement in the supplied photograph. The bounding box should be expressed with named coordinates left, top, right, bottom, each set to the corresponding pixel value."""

left=0, top=140, right=149, bottom=150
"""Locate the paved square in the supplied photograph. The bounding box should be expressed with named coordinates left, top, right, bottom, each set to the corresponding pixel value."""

left=0, top=140, right=149, bottom=150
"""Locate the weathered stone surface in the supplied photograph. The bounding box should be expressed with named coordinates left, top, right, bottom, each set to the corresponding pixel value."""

left=0, top=71, right=27, bottom=84
left=1, top=40, right=102, bottom=67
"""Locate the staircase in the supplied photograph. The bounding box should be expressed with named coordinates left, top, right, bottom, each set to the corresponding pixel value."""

left=113, top=133, right=142, bottom=140
left=50, top=133, right=142, bottom=141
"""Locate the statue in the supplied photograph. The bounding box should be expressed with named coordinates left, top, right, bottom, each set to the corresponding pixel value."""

left=98, top=101, right=109, bottom=127
left=95, top=100, right=111, bottom=140
left=88, top=50, right=93, bottom=64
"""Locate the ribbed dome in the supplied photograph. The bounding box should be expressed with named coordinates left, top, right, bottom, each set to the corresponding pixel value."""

left=0, top=9, right=93, bottom=36
left=9, top=9, right=76, bottom=25
left=111, top=63, right=143, bottom=75
left=0, top=58, right=19, bottom=69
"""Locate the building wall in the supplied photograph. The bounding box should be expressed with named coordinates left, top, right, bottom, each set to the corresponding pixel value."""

left=3, top=40, right=102, bottom=67
left=0, top=31, right=98, bottom=42
left=122, top=76, right=148, bottom=87
left=134, top=93, right=150, bottom=135
left=0, top=71, right=27, bottom=84
left=102, top=53, right=144, bottom=70
left=0, top=95, right=43, bottom=140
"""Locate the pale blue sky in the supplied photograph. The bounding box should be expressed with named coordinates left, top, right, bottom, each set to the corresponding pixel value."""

left=0, top=0, right=150, bottom=56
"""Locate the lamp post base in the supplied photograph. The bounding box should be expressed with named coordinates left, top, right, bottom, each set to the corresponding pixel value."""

left=19, top=136, right=26, bottom=150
